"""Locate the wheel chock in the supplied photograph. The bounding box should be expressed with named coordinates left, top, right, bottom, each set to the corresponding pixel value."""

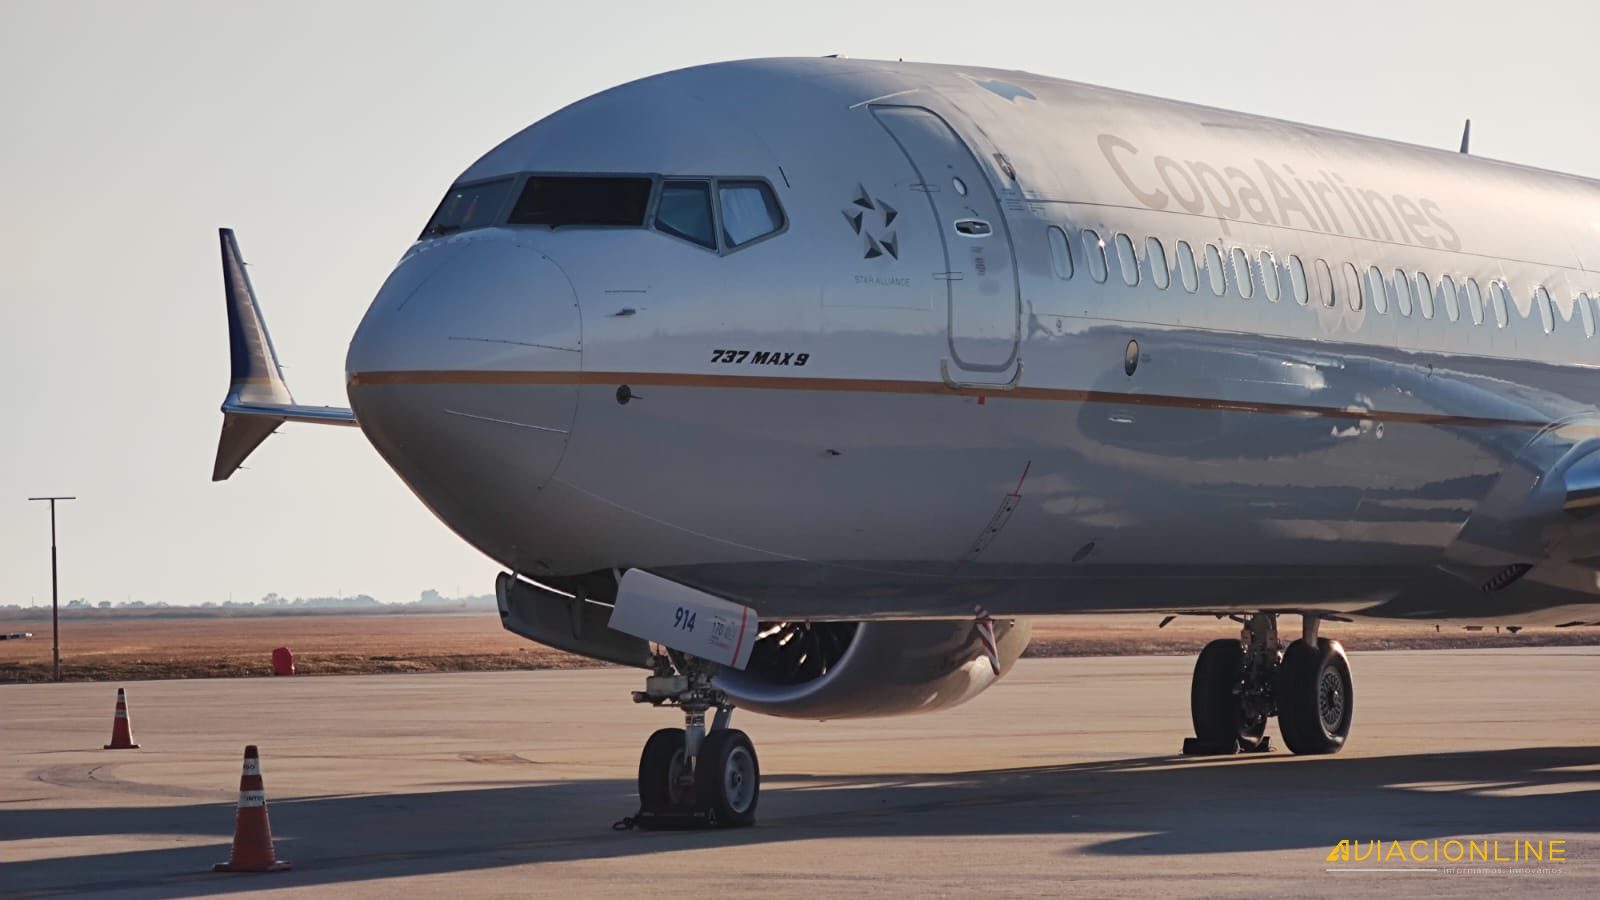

left=1181, top=735, right=1274, bottom=756
left=614, top=808, right=727, bottom=831
left=1182, top=737, right=1235, bottom=756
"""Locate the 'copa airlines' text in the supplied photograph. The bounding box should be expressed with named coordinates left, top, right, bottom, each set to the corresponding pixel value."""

left=1098, top=134, right=1462, bottom=252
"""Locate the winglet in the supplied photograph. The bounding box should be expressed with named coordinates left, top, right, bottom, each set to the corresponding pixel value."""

left=212, top=411, right=285, bottom=483
left=213, top=228, right=355, bottom=482
left=1459, top=119, right=1471, bottom=154
left=220, top=228, right=295, bottom=410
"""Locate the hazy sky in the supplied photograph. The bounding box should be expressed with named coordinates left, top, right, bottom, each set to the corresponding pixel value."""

left=2, top=0, right=1596, bottom=607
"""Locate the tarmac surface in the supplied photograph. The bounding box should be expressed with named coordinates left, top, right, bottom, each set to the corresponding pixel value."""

left=3, top=649, right=1597, bottom=897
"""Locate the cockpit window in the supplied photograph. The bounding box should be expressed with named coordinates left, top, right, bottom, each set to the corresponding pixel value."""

left=718, top=181, right=784, bottom=247
left=419, top=172, right=785, bottom=253
left=655, top=181, right=716, bottom=249
left=419, top=178, right=515, bottom=238
left=508, top=176, right=653, bottom=227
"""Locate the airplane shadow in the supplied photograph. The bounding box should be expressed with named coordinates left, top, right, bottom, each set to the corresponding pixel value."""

left=6, top=744, right=1597, bottom=895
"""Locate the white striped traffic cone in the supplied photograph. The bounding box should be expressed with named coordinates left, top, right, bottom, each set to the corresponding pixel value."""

left=103, top=687, right=140, bottom=749
left=213, top=745, right=292, bottom=872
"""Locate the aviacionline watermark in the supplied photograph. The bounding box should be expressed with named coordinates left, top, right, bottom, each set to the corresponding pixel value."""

left=1324, top=838, right=1567, bottom=876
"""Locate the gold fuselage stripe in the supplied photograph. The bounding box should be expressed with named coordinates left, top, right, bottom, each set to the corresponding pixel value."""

left=346, top=369, right=1549, bottom=431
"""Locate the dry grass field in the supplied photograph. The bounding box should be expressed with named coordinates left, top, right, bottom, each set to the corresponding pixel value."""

left=1, top=610, right=1595, bottom=683
left=0, top=612, right=581, bottom=683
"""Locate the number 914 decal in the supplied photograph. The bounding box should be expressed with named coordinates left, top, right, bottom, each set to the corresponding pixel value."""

left=710, top=349, right=810, bottom=367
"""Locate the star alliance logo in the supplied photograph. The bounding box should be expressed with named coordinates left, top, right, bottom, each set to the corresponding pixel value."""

left=842, top=184, right=898, bottom=260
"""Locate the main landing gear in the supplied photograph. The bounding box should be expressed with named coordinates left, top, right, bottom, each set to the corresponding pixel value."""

left=1183, top=612, right=1353, bottom=756
left=618, top=653, right=759, bottom=830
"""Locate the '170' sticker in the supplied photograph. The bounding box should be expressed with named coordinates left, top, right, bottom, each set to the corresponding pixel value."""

left=710, top=349, right=810, bottom=366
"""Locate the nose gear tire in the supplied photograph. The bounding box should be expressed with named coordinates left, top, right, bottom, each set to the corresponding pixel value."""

left=638, top=728, right=692, bottom=812
left=695, top=729, right=760, bottom=827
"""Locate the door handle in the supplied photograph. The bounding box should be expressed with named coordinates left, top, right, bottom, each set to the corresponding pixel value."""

left=953, top=219, right=992, bottom=237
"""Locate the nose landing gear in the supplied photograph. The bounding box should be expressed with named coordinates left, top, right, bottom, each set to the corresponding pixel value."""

left=1182, top=613, right=1353, bottom=756
left=619, top=653, right=760, bottom=830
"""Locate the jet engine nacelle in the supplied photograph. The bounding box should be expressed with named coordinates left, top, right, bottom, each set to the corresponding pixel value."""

left=712, top=617, right=1032, bottom=720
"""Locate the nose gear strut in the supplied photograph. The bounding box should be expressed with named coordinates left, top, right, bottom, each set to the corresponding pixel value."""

left=614, top=652, right=760, bottom=830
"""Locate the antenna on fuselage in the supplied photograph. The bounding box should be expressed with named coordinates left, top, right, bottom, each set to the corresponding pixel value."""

left=1459, top=118, right=1471, bottom=154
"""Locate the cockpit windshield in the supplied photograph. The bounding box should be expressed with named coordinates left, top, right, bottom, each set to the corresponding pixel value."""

left=508, top=176, right=653, bottom=227
left=416, top=172, right=785, bottom=252
left=419, top=178, right=515, bottom=238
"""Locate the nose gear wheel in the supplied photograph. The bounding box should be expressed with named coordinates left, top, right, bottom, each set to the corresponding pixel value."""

left=615, top=652, right=760, bottom=830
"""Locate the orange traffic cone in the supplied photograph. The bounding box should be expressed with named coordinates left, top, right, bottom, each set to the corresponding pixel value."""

left=103, top=687, right=140, bottom=749
left=213, top=745, right=292, bottom=872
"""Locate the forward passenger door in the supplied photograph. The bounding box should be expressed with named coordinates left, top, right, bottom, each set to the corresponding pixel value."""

left=872, top=106, right=1022, bottom=386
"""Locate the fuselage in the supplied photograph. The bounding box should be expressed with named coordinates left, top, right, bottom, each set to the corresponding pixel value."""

left=343, top=57, right=1600, bottom=626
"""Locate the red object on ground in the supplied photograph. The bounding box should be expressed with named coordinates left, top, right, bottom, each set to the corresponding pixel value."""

left=214, top=745, right=292, bottom=873
left=271, top=647, right=295, bottom=676
left=103, top=687, right=140, bottom=749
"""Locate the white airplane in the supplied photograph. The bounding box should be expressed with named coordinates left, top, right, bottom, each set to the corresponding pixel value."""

left=214, top=57, right=1600, bottom=828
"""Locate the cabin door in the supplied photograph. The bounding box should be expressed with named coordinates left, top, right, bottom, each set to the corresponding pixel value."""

left=872, top=105, right=1021, bottom=384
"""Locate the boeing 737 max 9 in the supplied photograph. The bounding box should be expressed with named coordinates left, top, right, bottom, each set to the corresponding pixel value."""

left=211, top=57, right=1600, bottom=827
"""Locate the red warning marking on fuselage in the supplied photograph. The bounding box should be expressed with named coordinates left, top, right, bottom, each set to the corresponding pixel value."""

left=1012, top=460, right=1032, bottom=495
left=954, top=460, right=1034, bottom=571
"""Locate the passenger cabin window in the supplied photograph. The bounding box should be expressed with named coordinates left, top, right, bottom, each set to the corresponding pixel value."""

left=1581, top=292, right=1597, bottom=338
left=718, top=181, right=784, bottom=247
left=1147, top=237, right=1170, bottom=289
left=1367, top=266, right=1388, bottom=314
left=1490, top=280, right=1510, bottom=327
left=1047, top=226, right=1073, bottom=279
left=1231, top=248, right=1253, bottom=299
left=1176, top=241, right=1199, bottom=292
left=1415, top=272, right=1434, bottom=319
left=1393, top=269, right=1413, bottom=316
left=1314, top=258, right=1334, bottom=308
left=1082, top=229, right=1109, bottom=283
left=1439, top=276, right=1460, bottom=322
left=1535, top=286, right=1555, bottom=333
left=1260, top=251, right=1281, bottom=302
left=1288, top=255, right=1309, bottom=305
left=508, top=176, right=652, bottom=228
left=1115, top=233, right=1140, bottom=287
left=655, top=181, right=716, bottom=249
left=1204, top=244, right=1226, bottom=296
left=1341, top=262, right=1362, bottom=311
left=420, top=177, right=516, bottom=238
left=1465, top=278, right=1485, bottom=325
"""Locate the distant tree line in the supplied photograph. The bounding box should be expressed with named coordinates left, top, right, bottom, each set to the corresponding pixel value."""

left=0, top=589, right=496, bottom=612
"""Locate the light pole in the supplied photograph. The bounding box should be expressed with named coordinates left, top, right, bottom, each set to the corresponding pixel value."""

left=28, top=496, right=75, bottom=683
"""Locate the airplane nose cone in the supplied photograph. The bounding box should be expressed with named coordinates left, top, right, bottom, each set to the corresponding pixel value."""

left=347, top=234, right=581, bottom=374
left=345, top=234, right=581, bottom=562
